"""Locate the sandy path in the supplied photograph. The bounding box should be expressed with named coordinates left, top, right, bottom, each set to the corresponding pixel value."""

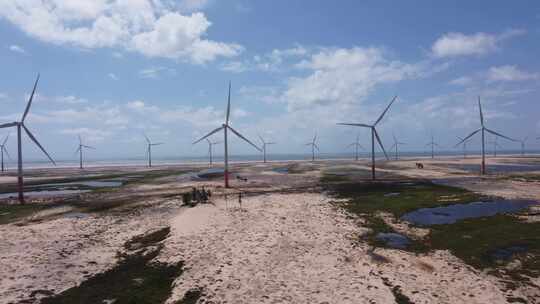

left=160, top=193, right=513, bottom=304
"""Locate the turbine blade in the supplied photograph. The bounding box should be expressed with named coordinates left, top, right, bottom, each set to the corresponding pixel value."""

left=373, top=129, right=389, bottom=160
left=83, top=145, right=95, bottom=149
left=22, top=125, right=55, bottom=165
left=314, top=144, right=320, bottom=151
left=337, top=123, right=372, bottom=128
left=73, top=147, right=81, bottom=156
left=193, top=126, right=224, bottom=144
left=227, top=125, right=262, bottom=151
left=258, top=134, right=264, bottom=144
left=22, top=74, right=40, bottom=122
left=1, top=132, right=9, bottom=146
left=206, top=138, right=211, bottom=144
left=484, top=128, right=517, bottom=142
left=0, top=122, right=17, bottom=129
left=390, top=143, right=396, bottom=150
left=226, top=81, right=231, bottom=124
left=346, top=143, right=355, bottom=149
left=267, top=142, right=276, bottom=145
left=313, top=133, right=317, bottom=143
left=78, top=134, right=82, bottom=145
left=478, top=96, right=484, bottom=127
left=455, top=129, right=481, bottom=147
left=143, top=133, right=150, bottom=144
left=151, top=143, right=164, bottom=146
left=3, top=146, right=12, bottom=161
left=374, top=95, right=398, bottom=126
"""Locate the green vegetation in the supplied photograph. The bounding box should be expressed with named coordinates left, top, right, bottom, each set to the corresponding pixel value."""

left=321, top=174, right=540, bottom=280
left=0, top=203, right=51, bottom=224
left=41, top=227, right=182, bottom=304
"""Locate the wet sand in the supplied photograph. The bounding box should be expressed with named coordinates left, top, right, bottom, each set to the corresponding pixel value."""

left=1, top=156, right=539, bottom=303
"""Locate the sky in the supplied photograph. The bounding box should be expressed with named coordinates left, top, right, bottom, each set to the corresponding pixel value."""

left=0, top=0, right=540, bottom=161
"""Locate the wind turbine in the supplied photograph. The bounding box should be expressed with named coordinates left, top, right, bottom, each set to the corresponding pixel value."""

left=144, top=134, right=163, bottom=168
left=205, top=139, right=221, bottom=165
left=258, top=134, right=276, bottom=163
left=0, top=74, right=56, bottom=203
left=337, top=96, right=397, bottom=180
left=74, top=135, right=95, bottom=169
left=390, top=133, right=406, bottom=160
left=305, top=134, right=319, bottom=161
left=346, top=133, right=364, bottom=161
left=0, top=133, right=12, bottom=172
left=193, top=82, right=261, bottom=188
left=456, top=97, right=517, bottom=175
left=488, top=136, right=502, bottom=157
left=426, top=134, right=440, bottom=159
left=456, top=136, right=470, bottom=159
left=519, top=137, right=528, bottom=156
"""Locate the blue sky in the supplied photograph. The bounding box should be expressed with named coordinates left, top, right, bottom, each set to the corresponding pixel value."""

left=0, top=0, right=539, bottom=161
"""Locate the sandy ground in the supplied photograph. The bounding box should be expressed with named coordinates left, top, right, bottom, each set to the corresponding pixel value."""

left=1, top=156, right=539, bottom=303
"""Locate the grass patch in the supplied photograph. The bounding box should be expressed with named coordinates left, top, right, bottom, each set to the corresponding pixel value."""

left=0, top=203, right=51, bottom=225
left=40, top=227, right=182, bottom=304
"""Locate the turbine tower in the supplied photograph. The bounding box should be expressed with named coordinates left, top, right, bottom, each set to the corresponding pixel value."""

left=305, top=134, right=319, bottom=161
left=206, top=138, right=221, bottom=165
left=520, top=137, right=528, bottom=156
left=456, top=97, right=516, bottom=174
left=390, top=133, right=406, bottom=160
left=456, top=136, right=470, bottom=159
left=75, top=135, right=95, bottom=169
left=0, top=74, right=56, bottom=203
left=258, top=134, right=276, bottom=163
left=426, top=134, right=439, bottom=159
left=337, top=96, right=397, bottom=180
left=193, top=82, right=261, bottom=188
left=346, top=133, right=364, bottom=161
left=0, top=133, right=11, bottom=172
left=488, top=136, right=502, bottom=157
left=144, top=134, right=163, bottom=168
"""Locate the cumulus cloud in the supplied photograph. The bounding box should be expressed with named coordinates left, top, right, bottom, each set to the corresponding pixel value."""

left=449, top=76, right=473, bottom=86
left=220, top=45, right=309, bottom=73
left=487, top=65, right=538, bottom=82
left=8, top=44, right=27, bottom=54
left=431, top=29, right=525, bottom=58
left=283, top=47, right=423, bottom=111
left=0, top=0, right=242, bottom=64
left=108, top=73, right=119, bottom=80
left=138, top=66, right=176, bottom=79
left=60, top=127, right=111, bottom=143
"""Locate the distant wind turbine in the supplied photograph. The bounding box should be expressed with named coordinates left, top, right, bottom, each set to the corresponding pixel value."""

left=519, top=137, right=528, bottom=156
left=75, top=135, right=95, bottom=169
left=305, top=134, right=320, bottom=161
left=258, top=134, right=276, bottom=163
left=0, top=132, right=12, bottom=172
left=426, top=134, right=440, bottom=159
left=456, top=97, right=517, bottom=174
left=193, top=82, right=261, bottom=188
left=0, top=74, right=56, bottom=203
left=346, top=133, right=364, bottom=161
left=337, top=96, right=397, bottom=180
left=456, top=136, right=470, bottom=159
left=206, top=138, right=221, bottom=165
left=390, top=133, right=406, bottom=160
left=144, top=134, right=163, bottom=167
left=488, top=136, right=502, bottom=157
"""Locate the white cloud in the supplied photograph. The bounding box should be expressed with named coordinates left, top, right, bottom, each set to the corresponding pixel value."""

left=108, top=73, right=119, bottom=80
left=8, top=44, right=27, bottom=54
left=60, top=127, right=111, bottom=143
left=431, top=29, right=525, bottom=58
left=55, top=95, right=88, bottom=104
left=449, top=76, right=473, bottom=86
left=220, top=61, right=248, bottom=73
left=0, top=1, right=242, bottom=64
left=138, top=67, right=176, bottom=79
left=178, top=0, right=211, bottom=12
left=487, top=65, right=538, bottom=82
left=283, top=47, right=423, bottom=111
left=221, top=45, right=309, bottom=73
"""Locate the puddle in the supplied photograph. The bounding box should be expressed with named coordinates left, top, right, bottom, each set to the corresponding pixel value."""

left=197, top=168, right=225, bottom=179
left=39, top=180, right=123, bottom=188
left=0, top=190, right=90, bottom=200
left=401, top=200, right=536, bottom=226
left=488, top=245, right=528, bottom=261
left=445, top=163, right=540, bottom=173
left=272, top=167, right=289, bottom=174
left=376, top=233, right=411, bottom=249
left=63, top=212, right=90, bottom=219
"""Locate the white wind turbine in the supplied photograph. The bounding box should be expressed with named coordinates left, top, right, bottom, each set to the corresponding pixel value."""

left=425, top=133, right=440, bottom=159
left=519, top=137, right=528, bottom=156
left=456, top=136, right=470, bottom=159
left=346, top=133, right=364, bottom=161
left=305, top=134, right=320, bottom=161
left=390, top=133, right=406, bottom=160
left=0, top=74, right=56, bottom=203
left=258, top=134, right=276, bottom=163
left=75, top=135, right=95, bottom=169
left=193, top=82, right=261, bottom=188
left=206, top=138, right=221, bottom=165
left=144, top=134, right=163, bottom=168
left=337, top=96, right=397, bottom=180
left=0, top=133, right=12, bottom=172
left=456, top=97, right=517, bottom=174
left=488, top=136, right=502, bottom=157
